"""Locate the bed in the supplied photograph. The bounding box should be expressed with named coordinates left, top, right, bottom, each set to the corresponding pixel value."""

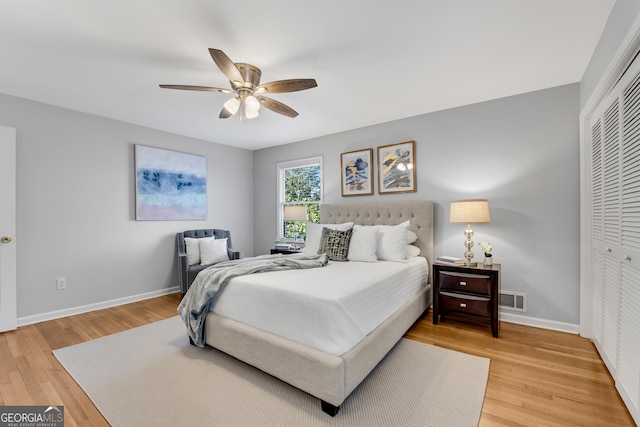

left=196, top=200, right=433, bottom=415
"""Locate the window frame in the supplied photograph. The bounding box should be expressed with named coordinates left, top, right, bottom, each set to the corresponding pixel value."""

left=276, top=156, right=323, bottom=242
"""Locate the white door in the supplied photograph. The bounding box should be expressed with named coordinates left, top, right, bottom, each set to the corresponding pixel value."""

left=586, top=53, right=640, bottom=424
left=0, top=125, right=17, bottom=332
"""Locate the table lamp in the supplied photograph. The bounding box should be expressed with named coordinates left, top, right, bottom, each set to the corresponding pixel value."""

left=449, top=199, right=490, bottom=265
left=283, top=205, right=307, bottom=249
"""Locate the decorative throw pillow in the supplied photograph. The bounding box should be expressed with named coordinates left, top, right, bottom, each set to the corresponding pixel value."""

left=303, top=222, right=354, bottom=255
left=348, top=225, right=379, bottom=262
left=318, top=227, right=353, bottom=261
left=377, top=221, right=409, bottom=262
left=199, top=237, right=229, bottom=265
left=406, top=244, right=421, bottom=258
left=184, top=237, right=201, bottom=265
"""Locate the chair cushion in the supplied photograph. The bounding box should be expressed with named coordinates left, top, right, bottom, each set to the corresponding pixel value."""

left=199, top=237, right=230, bottom=265
left=184, top=237, right=201, bottom=265
left=187, top=263, right=210, bottom=285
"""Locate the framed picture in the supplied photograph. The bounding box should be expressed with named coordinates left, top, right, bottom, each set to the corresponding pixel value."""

left=135, top=145, right=207, bottom=220
left=377, top=141, right=417, bottom=194
left=341, top=148, right=374, bottom=196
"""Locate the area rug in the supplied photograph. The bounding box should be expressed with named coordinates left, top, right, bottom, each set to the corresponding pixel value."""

left=54, top=316, right=489, bottom=427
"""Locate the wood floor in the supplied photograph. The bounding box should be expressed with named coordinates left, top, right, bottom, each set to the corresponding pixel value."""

left=0, top=293, right=634, bottom=426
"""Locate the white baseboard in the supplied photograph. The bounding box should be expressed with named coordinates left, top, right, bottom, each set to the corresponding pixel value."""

left=500, top=310, right=580, bottom=334
left=17, top=286, right=180, bottom=327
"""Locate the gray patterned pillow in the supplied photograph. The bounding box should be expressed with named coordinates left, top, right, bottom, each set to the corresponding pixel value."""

left=318, top=227, right=353, bottom=261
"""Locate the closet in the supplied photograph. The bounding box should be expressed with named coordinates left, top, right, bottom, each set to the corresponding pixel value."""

left=587, top=51, right=640, bottom=425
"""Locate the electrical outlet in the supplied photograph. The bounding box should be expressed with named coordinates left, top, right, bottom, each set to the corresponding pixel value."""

left=56, top=278, right=66, bottom=290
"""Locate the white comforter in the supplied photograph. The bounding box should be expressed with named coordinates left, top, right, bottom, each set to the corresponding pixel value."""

left=211, top=256, right=428, bottom=355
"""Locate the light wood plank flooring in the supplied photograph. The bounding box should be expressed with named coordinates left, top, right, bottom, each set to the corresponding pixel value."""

left=0, top=293, right=634, bottom=426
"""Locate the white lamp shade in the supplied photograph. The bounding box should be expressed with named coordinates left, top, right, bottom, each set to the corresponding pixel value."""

left=283, top=205, right=307, bottom=222
left=243, top=95, right=260, bottom=119
left=244, top=106, right=259, bottom=119
left=245, top=95, right=260, bottom=112
left=449, top=199, right=491, bottom=224
left=223, top=97, right=240, bottom=115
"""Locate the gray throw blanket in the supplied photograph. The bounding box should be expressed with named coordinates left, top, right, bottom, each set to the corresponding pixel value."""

left=178, top=253, right=329, bottom=347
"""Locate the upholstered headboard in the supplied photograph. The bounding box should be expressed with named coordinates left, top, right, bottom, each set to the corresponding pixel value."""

left=320, top=200, right=434, bottom=282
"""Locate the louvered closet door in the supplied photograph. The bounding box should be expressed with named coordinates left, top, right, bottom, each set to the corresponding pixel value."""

left=591, top=90, right=626, bottom=373
left=590, top=118, right=604, bottom=345
left=602, top=97, right=621, bottom=372
left=588, top=53, right=640, bottom=423
left=618, top=68, right=640, bottom=415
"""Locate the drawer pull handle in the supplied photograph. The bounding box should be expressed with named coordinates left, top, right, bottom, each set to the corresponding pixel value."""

left=459, top=281, right=467, bottom=286
left=460, top=303, right=467, bottom=308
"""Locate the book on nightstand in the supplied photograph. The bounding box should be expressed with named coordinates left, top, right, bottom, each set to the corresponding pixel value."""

left=274, top=243, right=295, bottom=250
left=436, top=256, right=466, bottom=266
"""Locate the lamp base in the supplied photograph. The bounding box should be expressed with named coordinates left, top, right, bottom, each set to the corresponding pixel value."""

left=463, top=223, right=475, bottom=265
left=293, top=224, right=299, bottom=250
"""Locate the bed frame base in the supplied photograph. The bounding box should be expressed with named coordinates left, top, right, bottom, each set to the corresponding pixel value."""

left=321, top=401, right=340, bottom=416
left=199, top=200, right=434, bottom=416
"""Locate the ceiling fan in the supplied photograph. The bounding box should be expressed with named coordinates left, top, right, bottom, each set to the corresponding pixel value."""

left=160, top=48, right=317, bottom=120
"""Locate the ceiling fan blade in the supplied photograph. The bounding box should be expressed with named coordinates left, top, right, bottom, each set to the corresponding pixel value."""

left=208, top=48, right=244, bottom=86
left=258, top=79, right=317, bottom=93
left=257, top=96, right=299, bottom=118
left=159, top=84, right=232, bottom=93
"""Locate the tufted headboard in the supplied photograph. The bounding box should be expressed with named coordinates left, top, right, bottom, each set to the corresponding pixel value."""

left=320, top=200, right=434, bottom=283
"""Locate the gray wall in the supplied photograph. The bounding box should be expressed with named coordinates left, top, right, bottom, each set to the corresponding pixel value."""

left=254, top=84, right=580, bottom=325
left=0, top=93, right=254, bottom=319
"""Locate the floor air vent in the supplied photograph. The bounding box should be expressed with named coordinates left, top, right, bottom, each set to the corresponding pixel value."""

left=499, top=290, right=527, bottom=312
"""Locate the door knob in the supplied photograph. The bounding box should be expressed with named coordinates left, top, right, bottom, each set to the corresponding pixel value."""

left=1, top=236, right=12, bottom=243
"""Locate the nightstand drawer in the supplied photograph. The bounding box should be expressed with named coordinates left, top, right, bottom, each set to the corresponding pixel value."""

left=439, top=271, right=491, bottom=296
left=440, top=291, right=491, bottom=317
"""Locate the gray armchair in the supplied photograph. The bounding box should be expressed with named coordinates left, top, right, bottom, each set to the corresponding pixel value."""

left=176, top=229, right=241, bottom=294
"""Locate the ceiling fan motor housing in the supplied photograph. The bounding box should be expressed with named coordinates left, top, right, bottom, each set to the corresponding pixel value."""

left=234, top=63, right=262, bottom=89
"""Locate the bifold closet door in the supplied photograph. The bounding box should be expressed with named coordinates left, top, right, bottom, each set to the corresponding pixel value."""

left=618, top=66, right=640, bottom=417
left=589, top=54, right=640, bottom=423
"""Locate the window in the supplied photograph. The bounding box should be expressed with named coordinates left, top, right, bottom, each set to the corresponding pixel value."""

left=277, top=156, right=322, bottom=243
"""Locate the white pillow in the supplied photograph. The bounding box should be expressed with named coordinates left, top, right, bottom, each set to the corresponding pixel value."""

left=377, top=220, right=409, bottom=262
left=184, top=237, right=201, bottom=265
left=406, top=244, right=421, bottom=258
left=407, top=229, right=418, bottom=244
left=348, top=225, right=379, bottom=262
left=303, top=222, right=354, bottom=255
left=199, top=237, right=229, bottom=265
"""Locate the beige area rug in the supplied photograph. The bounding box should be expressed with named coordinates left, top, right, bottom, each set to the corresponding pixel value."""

left=54, top=316, right=489, bottom=427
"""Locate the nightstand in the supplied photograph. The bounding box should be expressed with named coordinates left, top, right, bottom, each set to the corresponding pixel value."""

left=432, top=262, right=501, bottom=337
left=270, top=248, right=302, bottom=255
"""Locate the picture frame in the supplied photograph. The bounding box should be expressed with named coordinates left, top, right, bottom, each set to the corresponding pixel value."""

left=377, top=141, right=417, bottom=194
left=341, top=148, right=374, bottom=196
left=135, top=144, right=208, bottom=220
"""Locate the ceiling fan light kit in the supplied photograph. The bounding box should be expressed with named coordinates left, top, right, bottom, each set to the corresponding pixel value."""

left=223, top=97, right=240, bottom=115
left=160, top=48, right=317, bottom=120
left=245, top=95, right=260, bottom=112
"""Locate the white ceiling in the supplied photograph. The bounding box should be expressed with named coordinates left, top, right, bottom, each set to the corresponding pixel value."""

left=0, top=0, right=614, bottom=150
